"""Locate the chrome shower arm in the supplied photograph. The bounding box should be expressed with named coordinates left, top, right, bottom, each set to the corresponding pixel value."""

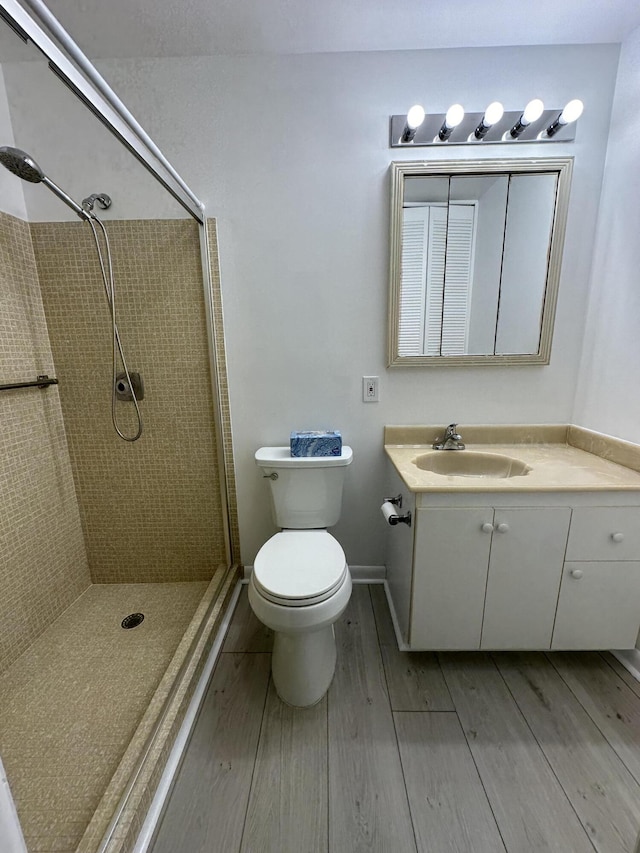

left=41, top=175, right=89, bottom=220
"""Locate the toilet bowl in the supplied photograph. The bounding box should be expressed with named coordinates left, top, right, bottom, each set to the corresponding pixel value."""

left=249, top=529, right=352, bottom=707
left=250, top=445, right=353, bottom=707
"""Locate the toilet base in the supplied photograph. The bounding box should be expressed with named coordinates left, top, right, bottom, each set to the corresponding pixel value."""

left=248, top=568, right=351, bottom=709
left=272, top=625, right=337, bottom=708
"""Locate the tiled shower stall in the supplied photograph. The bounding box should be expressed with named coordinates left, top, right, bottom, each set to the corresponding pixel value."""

left=0, top=210, right=238, bottom=851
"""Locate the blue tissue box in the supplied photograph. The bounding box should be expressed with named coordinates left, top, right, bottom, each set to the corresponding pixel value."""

left=290, top=430, right=342, bottom=457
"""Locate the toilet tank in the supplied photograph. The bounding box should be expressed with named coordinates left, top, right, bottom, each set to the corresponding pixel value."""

left=255, top=446, right=353, bottom=529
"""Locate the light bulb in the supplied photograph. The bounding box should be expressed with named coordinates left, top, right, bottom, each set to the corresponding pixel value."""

left=523, top=99, right=544, bottom=125
left=473, top=101, right=505, bottom=140
left=544, top=98, right=584, bottom=137
left=508, top=98, right=545, bottom=139
left=445, top=104, right=465, bottom=128
left=559, top=99, right=583, bottom=125
left=484, top=101, right=504, bottom=126
left=400, top=104, right=426, bottom=143
left=437, top=104, right=465, bottom=141
left=406, top=104, right=426, bottom=129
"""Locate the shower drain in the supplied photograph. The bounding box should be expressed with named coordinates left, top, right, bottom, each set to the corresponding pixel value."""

left=121, top=612, right=145, bottom=629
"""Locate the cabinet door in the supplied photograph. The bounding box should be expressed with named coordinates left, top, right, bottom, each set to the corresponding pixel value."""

left=480, top=508, right=571, bottom=649
left=411, top=507, right=493, bottom=649
left=552, top=561, right=640, bottom=649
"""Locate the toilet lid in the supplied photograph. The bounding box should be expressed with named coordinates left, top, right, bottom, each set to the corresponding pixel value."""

left=253, top=531, right=347, bottom=606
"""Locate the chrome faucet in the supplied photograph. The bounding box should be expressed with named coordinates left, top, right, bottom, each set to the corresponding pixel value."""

left=433, top=423, right=465, bottom=450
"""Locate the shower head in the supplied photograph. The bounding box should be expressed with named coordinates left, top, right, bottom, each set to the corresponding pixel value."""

left=0, top=146, right=44, bottom=182
left=0, top=145, right=89, bottom=220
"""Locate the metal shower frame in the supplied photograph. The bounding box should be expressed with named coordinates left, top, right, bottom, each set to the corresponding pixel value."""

left=0, top=0, right=204, bottom=221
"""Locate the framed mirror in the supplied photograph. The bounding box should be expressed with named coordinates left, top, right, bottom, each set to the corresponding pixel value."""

left=388, top=157, right=573, bottom=366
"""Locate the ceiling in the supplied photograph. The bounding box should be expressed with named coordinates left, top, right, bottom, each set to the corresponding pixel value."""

left=2, top=0, right=640, bottom=62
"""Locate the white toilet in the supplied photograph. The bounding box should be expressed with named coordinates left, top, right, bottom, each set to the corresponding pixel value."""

left=249, top=445, right=353, bottom=707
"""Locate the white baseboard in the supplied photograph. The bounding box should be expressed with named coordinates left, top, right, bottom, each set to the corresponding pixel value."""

left=611, top=648, right=640, bottom=683
left=244, top=565, right=386, bottom=582
left=350, top=566, right=386, bottom=581
left=382, top=580, right=411, bottom=650
left=132, top=579, right=244, bottom=853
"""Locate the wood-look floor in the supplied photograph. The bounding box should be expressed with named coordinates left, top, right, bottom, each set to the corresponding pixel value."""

left=151, top=584, right=640, bottom=853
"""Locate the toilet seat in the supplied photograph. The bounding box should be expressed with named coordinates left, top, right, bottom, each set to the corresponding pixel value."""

left=253, top=530, right=347, bottom=607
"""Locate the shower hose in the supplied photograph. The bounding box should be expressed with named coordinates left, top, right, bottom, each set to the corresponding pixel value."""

left=85, top=214, right=143, bottom=442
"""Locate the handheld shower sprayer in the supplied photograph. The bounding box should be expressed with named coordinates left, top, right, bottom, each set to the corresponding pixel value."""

left=0, top=146, right=89, bottom=220
left=0, top=145, right=143, bottom=441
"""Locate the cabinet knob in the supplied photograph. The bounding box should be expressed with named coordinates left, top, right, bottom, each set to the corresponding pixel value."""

left=611, top=532, right=624, bottom=543
left=496, top=522, right=509, bottom=534
left=570, top=568, right=584, bottom=579
left=481, top=522, right=494, bottom=533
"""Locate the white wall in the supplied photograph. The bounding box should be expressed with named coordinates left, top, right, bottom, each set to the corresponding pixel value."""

left=2, top=44, right=620, bottom=566
left=0, top=65, right=26, bottom=219
left=1, top=61, right=185, bottom=221
left=573, top=26, right=640, bottom=443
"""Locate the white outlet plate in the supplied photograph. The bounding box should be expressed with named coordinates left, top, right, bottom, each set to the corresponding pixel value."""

left=363, top=376, right=379, bottom=402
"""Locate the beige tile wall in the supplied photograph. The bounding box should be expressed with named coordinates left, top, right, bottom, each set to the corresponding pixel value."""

left=31, top=219, right=227, bottom=583
left=0, top=211, right=90, bottom=672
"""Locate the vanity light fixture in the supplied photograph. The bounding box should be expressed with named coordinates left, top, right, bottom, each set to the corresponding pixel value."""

left=400, top=104, right=426, bottom=143
left=507, top=98, right=544, bottom=139
left=389, top=99, right=582, bottom=147
left=437, top=104, right=465, bottom=141
left=472, top=101, right=504, bottom=140
left=543, top=99, right=584, bottom=137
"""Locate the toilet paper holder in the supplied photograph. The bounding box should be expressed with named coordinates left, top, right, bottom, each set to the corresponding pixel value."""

left=382, top=494, right=412, bottom=527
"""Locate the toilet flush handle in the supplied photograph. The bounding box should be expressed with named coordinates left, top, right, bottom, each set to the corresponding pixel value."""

left=263, top=472, right=278, bottom=480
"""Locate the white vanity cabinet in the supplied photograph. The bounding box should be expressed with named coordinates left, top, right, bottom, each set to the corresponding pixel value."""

left=384, top=465, right=640, bottom=651
left=411, top=506, right=570, bottom=650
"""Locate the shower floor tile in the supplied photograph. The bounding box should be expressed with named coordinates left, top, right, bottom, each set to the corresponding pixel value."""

left=0, top=581, right=207, bottom=853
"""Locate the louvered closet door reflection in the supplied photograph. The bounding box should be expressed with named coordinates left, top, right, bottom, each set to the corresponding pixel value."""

left=399, top=204, right=475, bottom=357
left=441, top=204, right=476, bottom=356
left=423, top=207, right=447, bottom=355
left=399, top=208, right=429, bottom=355
left=398, top=205, right=448, bottom=356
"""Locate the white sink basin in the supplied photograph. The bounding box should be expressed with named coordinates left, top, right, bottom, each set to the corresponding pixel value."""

left=413, top=450, right=531, bottom=479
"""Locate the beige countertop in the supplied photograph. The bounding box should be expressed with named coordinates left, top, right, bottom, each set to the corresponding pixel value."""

left=384, top=425, right=640, bottom=493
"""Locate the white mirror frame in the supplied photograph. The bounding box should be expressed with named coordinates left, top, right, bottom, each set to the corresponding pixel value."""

left=388, top=156, right=574, bottom=367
